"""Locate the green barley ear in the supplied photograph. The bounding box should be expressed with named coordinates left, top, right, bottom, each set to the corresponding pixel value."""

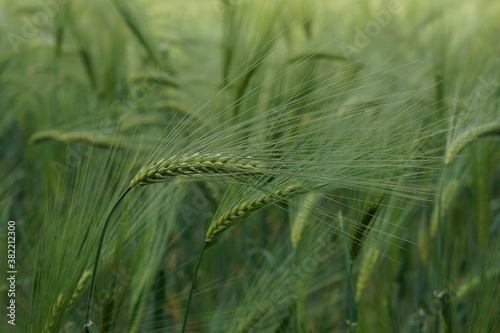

left=128, top=72, right=178, bottom=88
left=445, top=122, right=500, bottom=164
left=430, top=179, right=459, bottom=238
left=29, top=130, right=124, bottom=149
left=355, top=249, right=380, bottom=302
left=290, top=191, right=320, bottom=248
left=205, top=182, right=308, bottom=241
left=69, top=270, right=92, bottom=308
left=43, top=294, right=64, bottom=333
left=130, top=153, right=266, bottom=187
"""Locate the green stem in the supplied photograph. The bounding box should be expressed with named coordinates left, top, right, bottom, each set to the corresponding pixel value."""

left=182, top=241, right=208, bottom=333
left=85, top=187, right=132, bottom=326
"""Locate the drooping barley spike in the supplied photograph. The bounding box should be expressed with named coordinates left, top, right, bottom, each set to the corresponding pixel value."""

left=130, top=153, right=267, bottom=187
left=42, top=293, right=65, bottom=333
left=206, top=183, right=308, bottom=241
left=355, top=249, right=380, bottom=301
left=445, top=123, right=500, bottom=164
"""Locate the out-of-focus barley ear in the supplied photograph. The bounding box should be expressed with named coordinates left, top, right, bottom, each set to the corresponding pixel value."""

left=456, top=269, right=500, bottom=301
left=430, top=179, right=459, bottom=238
left=43, top=294, right=65, bottom=333
left=130, top=153, right=267, bottom=188
left=355, top=249, right=380, bottom=301
left=445, top=123, right=500, bottom=164
left=290, top=191, right=319, bottom=248
left=29, top=130, right=124, bottom=149
left=205, top=183, right=308, bottom=242
left=68, top=270, right=92, bottom=308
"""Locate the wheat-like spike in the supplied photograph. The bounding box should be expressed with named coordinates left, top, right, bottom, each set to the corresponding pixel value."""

left=128, top=72, right=178, bottom=87
left=29, top=130, right=124, bottom=149
left=456, top=269, right=500, bottom=301
left=355, top=249, right=380, bottom=301
left=68, top=270, right=92, bottom=308
left=130, top=153, right=267, bottom=187
left=445, top=122, right=500, bottom=164
left=42, top=270, right=92, bottom=332
left=42, top=293, right=64, bottom=333
left=206, top=183, right=307, bottom=241
left=290, top=191, right=319, bottom=248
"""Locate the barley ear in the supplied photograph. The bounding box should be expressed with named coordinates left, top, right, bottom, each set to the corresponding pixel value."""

left=445, top=123, right=500, bottom=164
left=130, top=153, right=266, bottom=187
left=29, top=130, right=124, bottom=149
left=43, top=294, right=65, bottom=333
left=355, top=249, right=380, bottom=301
left=430, top=180, right=459, bottom=238
left=290, top=191, right=319, bottom=248
left=206, top=183, right=307, bottom=242
left=128, top=72, right=178, bottom=87
left=68, top=269, right=92, bottom=308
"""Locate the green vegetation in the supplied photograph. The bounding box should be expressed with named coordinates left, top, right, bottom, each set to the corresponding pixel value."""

left=1, top=0, right=499, bottom=332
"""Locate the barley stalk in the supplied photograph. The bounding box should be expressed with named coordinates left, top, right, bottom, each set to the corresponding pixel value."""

left=206, top=183, right=307, bottom=241
left=445, top=122, right=500, bottom=164
left=130, top=153, right=266, bottom=187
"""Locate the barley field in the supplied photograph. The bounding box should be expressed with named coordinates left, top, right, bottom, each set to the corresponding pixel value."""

left=0, top=0, right=499, bottom=332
